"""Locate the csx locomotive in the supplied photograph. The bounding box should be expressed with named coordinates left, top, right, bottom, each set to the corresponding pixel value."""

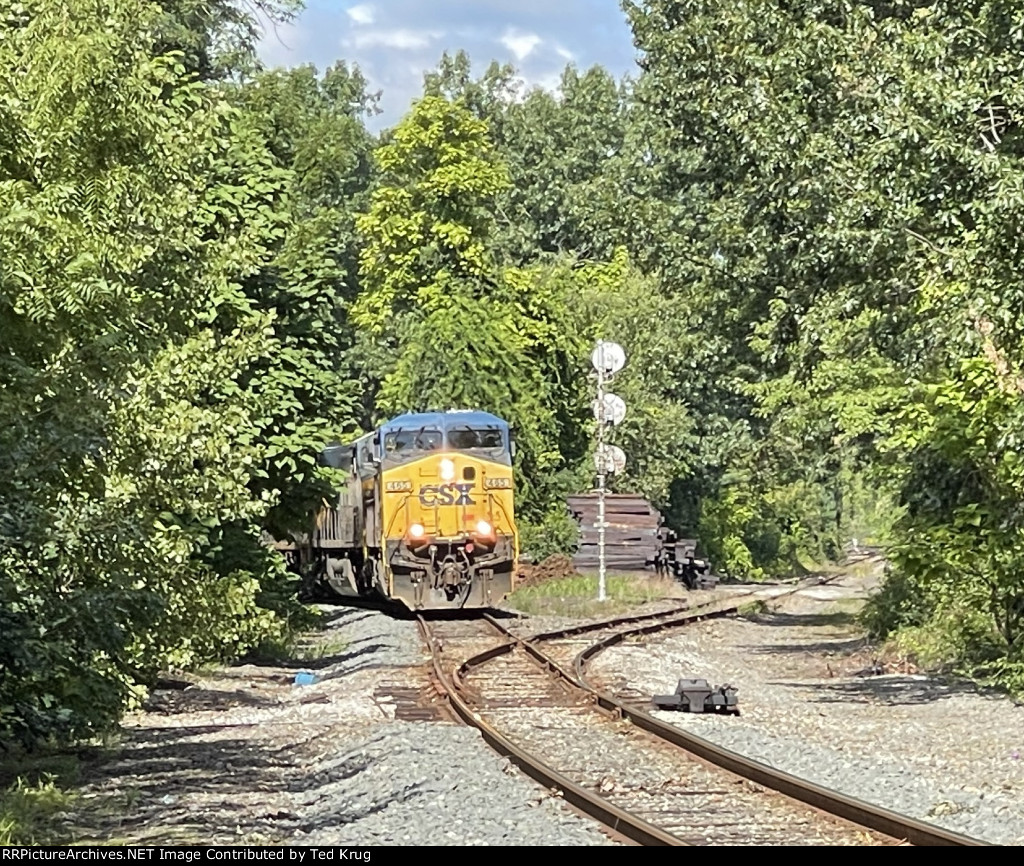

left=299, top=410, right=518, bottom=610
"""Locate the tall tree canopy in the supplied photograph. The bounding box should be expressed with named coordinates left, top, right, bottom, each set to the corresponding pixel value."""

left=11, top=0, right=1024, bottom=746
left=625, top=0, right=1024, bottom=664
left=0, top=0, right=309, bottom=746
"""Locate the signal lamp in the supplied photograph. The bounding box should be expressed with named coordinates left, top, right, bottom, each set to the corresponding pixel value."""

left=409, top=523, right=426, bottom=539
left=475, top=520, right=493, bottom=537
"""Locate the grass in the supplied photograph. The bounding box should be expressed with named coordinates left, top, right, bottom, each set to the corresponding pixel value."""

left=291, top=635, right=350, bottom=662
left=0, top=754, right=80, bottom=846
left=244, top=630, right=349, bottom=665
left=825, top=597, right=868, bottom=616
left=507, top=572, right=683, bottom=617
left=737, top=598, right=771, bottom=618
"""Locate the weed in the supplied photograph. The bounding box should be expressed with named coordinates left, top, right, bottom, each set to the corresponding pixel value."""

left=292, top=636, right=350, bottom=661
left=507, top=573, right=679, bottom=617
left=737, top=599, right=770, bottom=618
left=243, top=629, right=348, bottom=665
left=0, top=775, right=75, bottom=845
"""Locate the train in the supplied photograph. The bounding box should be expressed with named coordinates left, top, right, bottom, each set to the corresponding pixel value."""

left=285, top=409, right=518, bottom=611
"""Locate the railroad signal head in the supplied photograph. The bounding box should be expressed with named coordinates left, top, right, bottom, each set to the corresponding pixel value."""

left=592, top=392, right=627, bottom=426
left=591, top=340, right=626, bottom=377
left=594, top=444, right=627, bottom=475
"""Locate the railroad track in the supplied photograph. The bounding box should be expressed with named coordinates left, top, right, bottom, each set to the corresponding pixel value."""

left=419, top=598, right=986, bottom=846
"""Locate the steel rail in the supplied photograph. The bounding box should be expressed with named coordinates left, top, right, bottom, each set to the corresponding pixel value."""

left=505, top=607, right=987, bottom=847
left=526, top=582, right=815, bottom=648
left=416, top=616, right=685, bottom=847
left=528, top=602, right=692, bottom=643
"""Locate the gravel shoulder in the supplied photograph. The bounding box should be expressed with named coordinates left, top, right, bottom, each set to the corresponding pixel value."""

left=589, top=567, right=1024, bottom=845
left=62, top=560, right=1024, bottom=846
left=67, top=605, right=615, bottom=846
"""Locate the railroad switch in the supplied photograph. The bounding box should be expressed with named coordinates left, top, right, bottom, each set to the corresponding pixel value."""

left=652, top=678, right=739, bottom=714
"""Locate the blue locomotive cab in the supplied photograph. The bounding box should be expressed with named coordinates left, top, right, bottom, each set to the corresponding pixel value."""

left=379, top=411, right=512, bottom=465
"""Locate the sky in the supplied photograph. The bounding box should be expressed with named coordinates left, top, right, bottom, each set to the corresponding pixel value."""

left=257, top=1, right=639, bottom=129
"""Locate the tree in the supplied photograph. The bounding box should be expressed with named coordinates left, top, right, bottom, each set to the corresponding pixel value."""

left=0, top=0, right=296, bottom=746
left=352, top=96, right=588, bottom=520
left=353, top=95, right=510, bottom=334
left=230, top=62, right=378, bottom=534
left=423, top=51, right=633, bottom=265
left=623, top=0, right=1024, bottom=670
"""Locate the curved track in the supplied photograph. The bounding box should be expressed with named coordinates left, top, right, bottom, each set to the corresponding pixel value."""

left=521, top=601, right=985, bottom=846
left=420, top=597, right=986, bottom=846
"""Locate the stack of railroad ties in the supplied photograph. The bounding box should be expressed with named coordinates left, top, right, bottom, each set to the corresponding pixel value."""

left=566, top=493, right=716, bottom=589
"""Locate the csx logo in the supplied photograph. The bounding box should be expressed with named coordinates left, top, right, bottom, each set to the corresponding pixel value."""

left=419, top=483, right=475, bottom=506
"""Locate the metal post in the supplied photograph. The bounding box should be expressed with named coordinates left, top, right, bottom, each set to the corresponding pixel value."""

left=597, top=362, right=607, bottom=603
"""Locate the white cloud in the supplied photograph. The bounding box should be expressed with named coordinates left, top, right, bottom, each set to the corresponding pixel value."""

left=257, top=19, right=306, bottom=67
left=258, top=1, right=639, bottom=131
left=531, top=70, right=563, bottom=93
left=500, top=29, right=542, bottom=61
left=349, top=28, right=441, bottom=50
left=346, top=4, right=375, bottom=25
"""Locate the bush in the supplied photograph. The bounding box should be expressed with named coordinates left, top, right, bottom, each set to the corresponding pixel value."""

left=886, top=603, right=1002, bottom=672
left=859, top=566, right=931, bottom=640
left=519, top=508, right=580, bottom=562
left=971, top=658, right=1024, bottom=698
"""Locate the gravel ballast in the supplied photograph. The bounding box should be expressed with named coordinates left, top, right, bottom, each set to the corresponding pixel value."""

left=67, top=567, right=1024, bottom=846
left=589, top=580, right=1024, bottom=845
left=69, top=605, right=615, bottom=846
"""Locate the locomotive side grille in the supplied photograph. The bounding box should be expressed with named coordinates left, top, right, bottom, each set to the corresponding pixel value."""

left=314, top=503, right=357, bottom=549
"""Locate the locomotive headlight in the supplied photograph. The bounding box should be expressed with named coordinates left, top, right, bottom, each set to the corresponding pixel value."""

left=439, top=458, right=456, bottom=481
left=409, top=523, right=426, bottom=539
left=475, top=520, right=494, bottom=537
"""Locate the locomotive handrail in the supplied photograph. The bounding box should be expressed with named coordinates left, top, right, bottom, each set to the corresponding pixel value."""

left=488, top=491, right=516, bottom=535
left=383, top=493, right=414, bottom=538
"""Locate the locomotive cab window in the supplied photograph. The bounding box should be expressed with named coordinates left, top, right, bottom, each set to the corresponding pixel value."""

left=447, top=425, right=510, bottom=464
left=383, top=426, right=442, bottom=460
left=447, top=426, right=503, bottom=450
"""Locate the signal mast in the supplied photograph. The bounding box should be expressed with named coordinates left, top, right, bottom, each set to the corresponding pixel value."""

left=591, top=341, right=627, bottom=602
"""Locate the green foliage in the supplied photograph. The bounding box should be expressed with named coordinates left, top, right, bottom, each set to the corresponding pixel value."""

left=230, top=62, right=376, bottom=533
left=620, top=1, right=1024, bottom=682
left=970, top=659, right=1024, bottom=699
left=860, top=356, right=1024, bottom=692
left=353, top=95, right=510, bottom=334
left=0, top=0, right=327, bottom=748
left=156, top=1, right=300, bottom=81
left=15, top=0, right=1024, bottom=743
left=883, top=358, right=1024, bottom=651
left=423, top=51, right=632, bottom=264
left=0, top=776, right=74, bottom=846
left=519, top=508, right=580, bottom=563
left=889, top=604, right=1000, bottom=673
left=562, top=250, right=697, bottom=505
left=699, top=487, right=774, bottom=581
left=352, top=95, right=592, bottom=520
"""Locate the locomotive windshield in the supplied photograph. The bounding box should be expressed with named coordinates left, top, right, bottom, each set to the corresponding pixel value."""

left=384, top=426, right=442, bottom=455
left=447, top=425, right=504, bottom=451
left=380, top=413, right=511, bottom=466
